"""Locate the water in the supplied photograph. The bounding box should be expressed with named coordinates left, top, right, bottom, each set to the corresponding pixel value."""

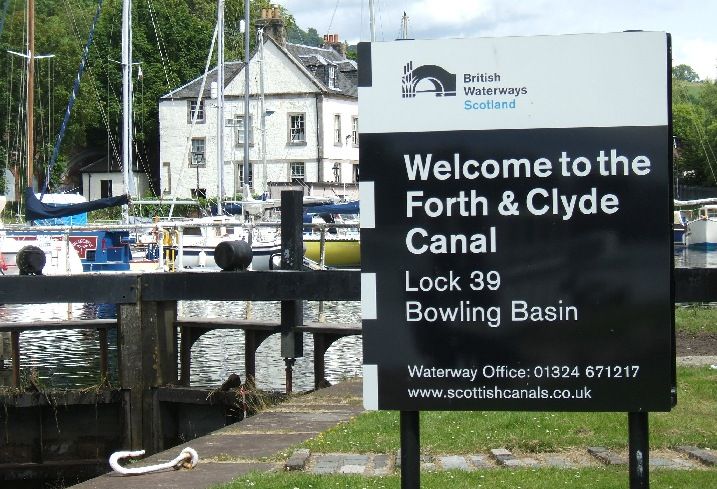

left=0, top=300, right=362, bottom=392
left=674, top=245, right=717, bottom=268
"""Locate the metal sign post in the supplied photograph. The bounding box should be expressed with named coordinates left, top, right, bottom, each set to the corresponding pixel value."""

left=400, top=411, right=420, bottom=489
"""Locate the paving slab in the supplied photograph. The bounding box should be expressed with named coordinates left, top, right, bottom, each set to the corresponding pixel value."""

left=468, top=454, right=493, bottom=468
left=438, top=455, right=471, bottom=471
left=490, top=448, right=514, bottom=465
left=339, top=464, right=366, bottom=474
left=587, top=446, right=627, bottom=465
left=677, top=446, right=717, bottom=466
left=284, top=449, right=311, bottom=471
left=503, top=457, right=539, bottom=467
left=650, top=457, right=693, bottom=469
left=373, top=454, right=392, bottom=475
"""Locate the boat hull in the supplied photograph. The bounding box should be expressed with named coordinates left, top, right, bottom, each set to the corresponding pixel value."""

left=686, top=218, right=717, bottom=249
left=304, top=239, right=360, bottom=267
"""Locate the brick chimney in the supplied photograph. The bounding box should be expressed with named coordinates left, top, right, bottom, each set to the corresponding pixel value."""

left=256, top=5, right=286, bottom=47
left=323, top=33, right=347, bottom=58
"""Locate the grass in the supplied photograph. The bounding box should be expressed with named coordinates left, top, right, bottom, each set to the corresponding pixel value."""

left=302, top=366, right=716, bottom=454
left=211, top=366, right=717, bottom=488
left=216, top=467, right=717, bottom=489
left=675, top=304, right=717, bottom=334
left=211, top=307, right=717, bottom=488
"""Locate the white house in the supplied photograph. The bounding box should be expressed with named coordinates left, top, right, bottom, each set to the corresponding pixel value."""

left=158, top=10, right=359, bottom=200
left=78, top=155, right=149, bottom=202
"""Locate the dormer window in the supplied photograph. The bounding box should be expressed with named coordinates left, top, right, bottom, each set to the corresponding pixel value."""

left=328, top=64, right=337, bottom=89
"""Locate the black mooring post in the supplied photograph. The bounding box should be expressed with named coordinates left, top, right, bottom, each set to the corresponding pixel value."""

left=400, top=411, right=420, bottom=489
left=280, top=190, right=304, bottom=394
left=628, top=412, right=649, bottom=489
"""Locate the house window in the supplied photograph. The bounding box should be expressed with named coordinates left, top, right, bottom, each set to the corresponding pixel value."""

left=162, top=162, right=171, bottom=195
left=191, top=188, right=207, bottom=199
left=328, top=65, right=337, bottom=89
left=333, top=162, right=341, bottom=182
left=100, top=179, right=113, bottom=198
left=291, top=162, right=305, bottom=183
left=352, top=117, right=359, bottom=146
left=188, top=100, right=205, bottom=123
left=288, top=113, right=306, bottom=144
left=334, top=114, right=342, bottom=145
left=238, top=162, right=253, bottom=188
left=190, top=138, right=206, bottom=167
left=353, top=164, right=359, bottom=182
left=233, top=115, right=254, bottom=146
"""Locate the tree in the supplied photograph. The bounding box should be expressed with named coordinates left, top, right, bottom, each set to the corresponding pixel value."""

left=673, top=64, right=700, bottom=82
left=0, top=0, right=312, bottom=197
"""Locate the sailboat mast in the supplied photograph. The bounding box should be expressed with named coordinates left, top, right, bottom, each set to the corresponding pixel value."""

left=216, top=0, right=225, bottom=214
left=242, top=0, right=249, bottom=203
left=26, top=0, right=34, bottom=188
left=259, top=28, right=267, bottom=195
left=121, top=0, right=132, bottom=219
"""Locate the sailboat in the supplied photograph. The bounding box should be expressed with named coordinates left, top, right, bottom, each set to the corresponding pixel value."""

left=1, top=0, right=134, bottom=273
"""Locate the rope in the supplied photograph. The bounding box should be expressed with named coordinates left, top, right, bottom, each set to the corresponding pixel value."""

left=146, top=0, right=175, bottom=94
left=109, top=447, right=199, bottom=475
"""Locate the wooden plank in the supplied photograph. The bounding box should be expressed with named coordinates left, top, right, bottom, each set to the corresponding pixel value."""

left=0, top=274, right=138, bottom=304
left=175, top=318, right=281, bottom=330
left=0, top=319, right=116, bottom=332
left=140, top=270, right=360, bottom=301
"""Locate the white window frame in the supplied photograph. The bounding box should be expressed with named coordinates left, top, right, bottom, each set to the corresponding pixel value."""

left=352, top=116, right=359, bottom=146
left=233, top=114, right=254, bottom=146
left=162, top=161, right=171, bottom=195
left=328, top=65, right=337, bottom=89
left=238, top=162, right=253, bottom=188
left=334, top=114, right=342, bottom=146
left=188, top=100, right=206, bottom=123
left=290, top=162, right=305, bottom=183
left=288, top=113, right=306, bottom=145
left=189, top=138, right=206, bottom=167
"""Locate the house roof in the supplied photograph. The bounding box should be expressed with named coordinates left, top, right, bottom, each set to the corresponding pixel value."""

left=162, top=61, right=245, bottom=100
left=285, top=43, right=357, bottom=97
left=77, top=155, right=142, bottom=174
left=161, top=38, right=358, bottom=100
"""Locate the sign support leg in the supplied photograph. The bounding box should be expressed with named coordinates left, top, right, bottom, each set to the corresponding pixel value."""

left=628, top=412, right=649, bottom=489
left=400, top=410, right=420, bottom=489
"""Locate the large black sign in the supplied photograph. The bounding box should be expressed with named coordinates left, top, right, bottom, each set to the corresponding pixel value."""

left=359, top=33, right=673, bottom=412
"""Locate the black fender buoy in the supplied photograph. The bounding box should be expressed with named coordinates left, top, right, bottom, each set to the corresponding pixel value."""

left=17, top=245, right=46, bottom=275
left=214, top=240, right=252, bottom=271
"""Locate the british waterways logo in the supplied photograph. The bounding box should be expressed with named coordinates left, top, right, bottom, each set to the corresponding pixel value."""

left=402, top=61, right=456, bottom=98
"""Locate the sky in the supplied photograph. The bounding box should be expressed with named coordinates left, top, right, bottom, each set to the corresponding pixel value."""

left=280, top=0, right=717, bottom=81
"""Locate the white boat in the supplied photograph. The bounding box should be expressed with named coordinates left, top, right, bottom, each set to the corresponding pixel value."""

left=674, top=210, right=688, bottom=246
left=134, top=216, right=281, bottom=271
left=0, top=197, right=84, bottom=275
left=0, top=233, right=83, bottom=275
left=685, top=205, right=717, bottom=249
